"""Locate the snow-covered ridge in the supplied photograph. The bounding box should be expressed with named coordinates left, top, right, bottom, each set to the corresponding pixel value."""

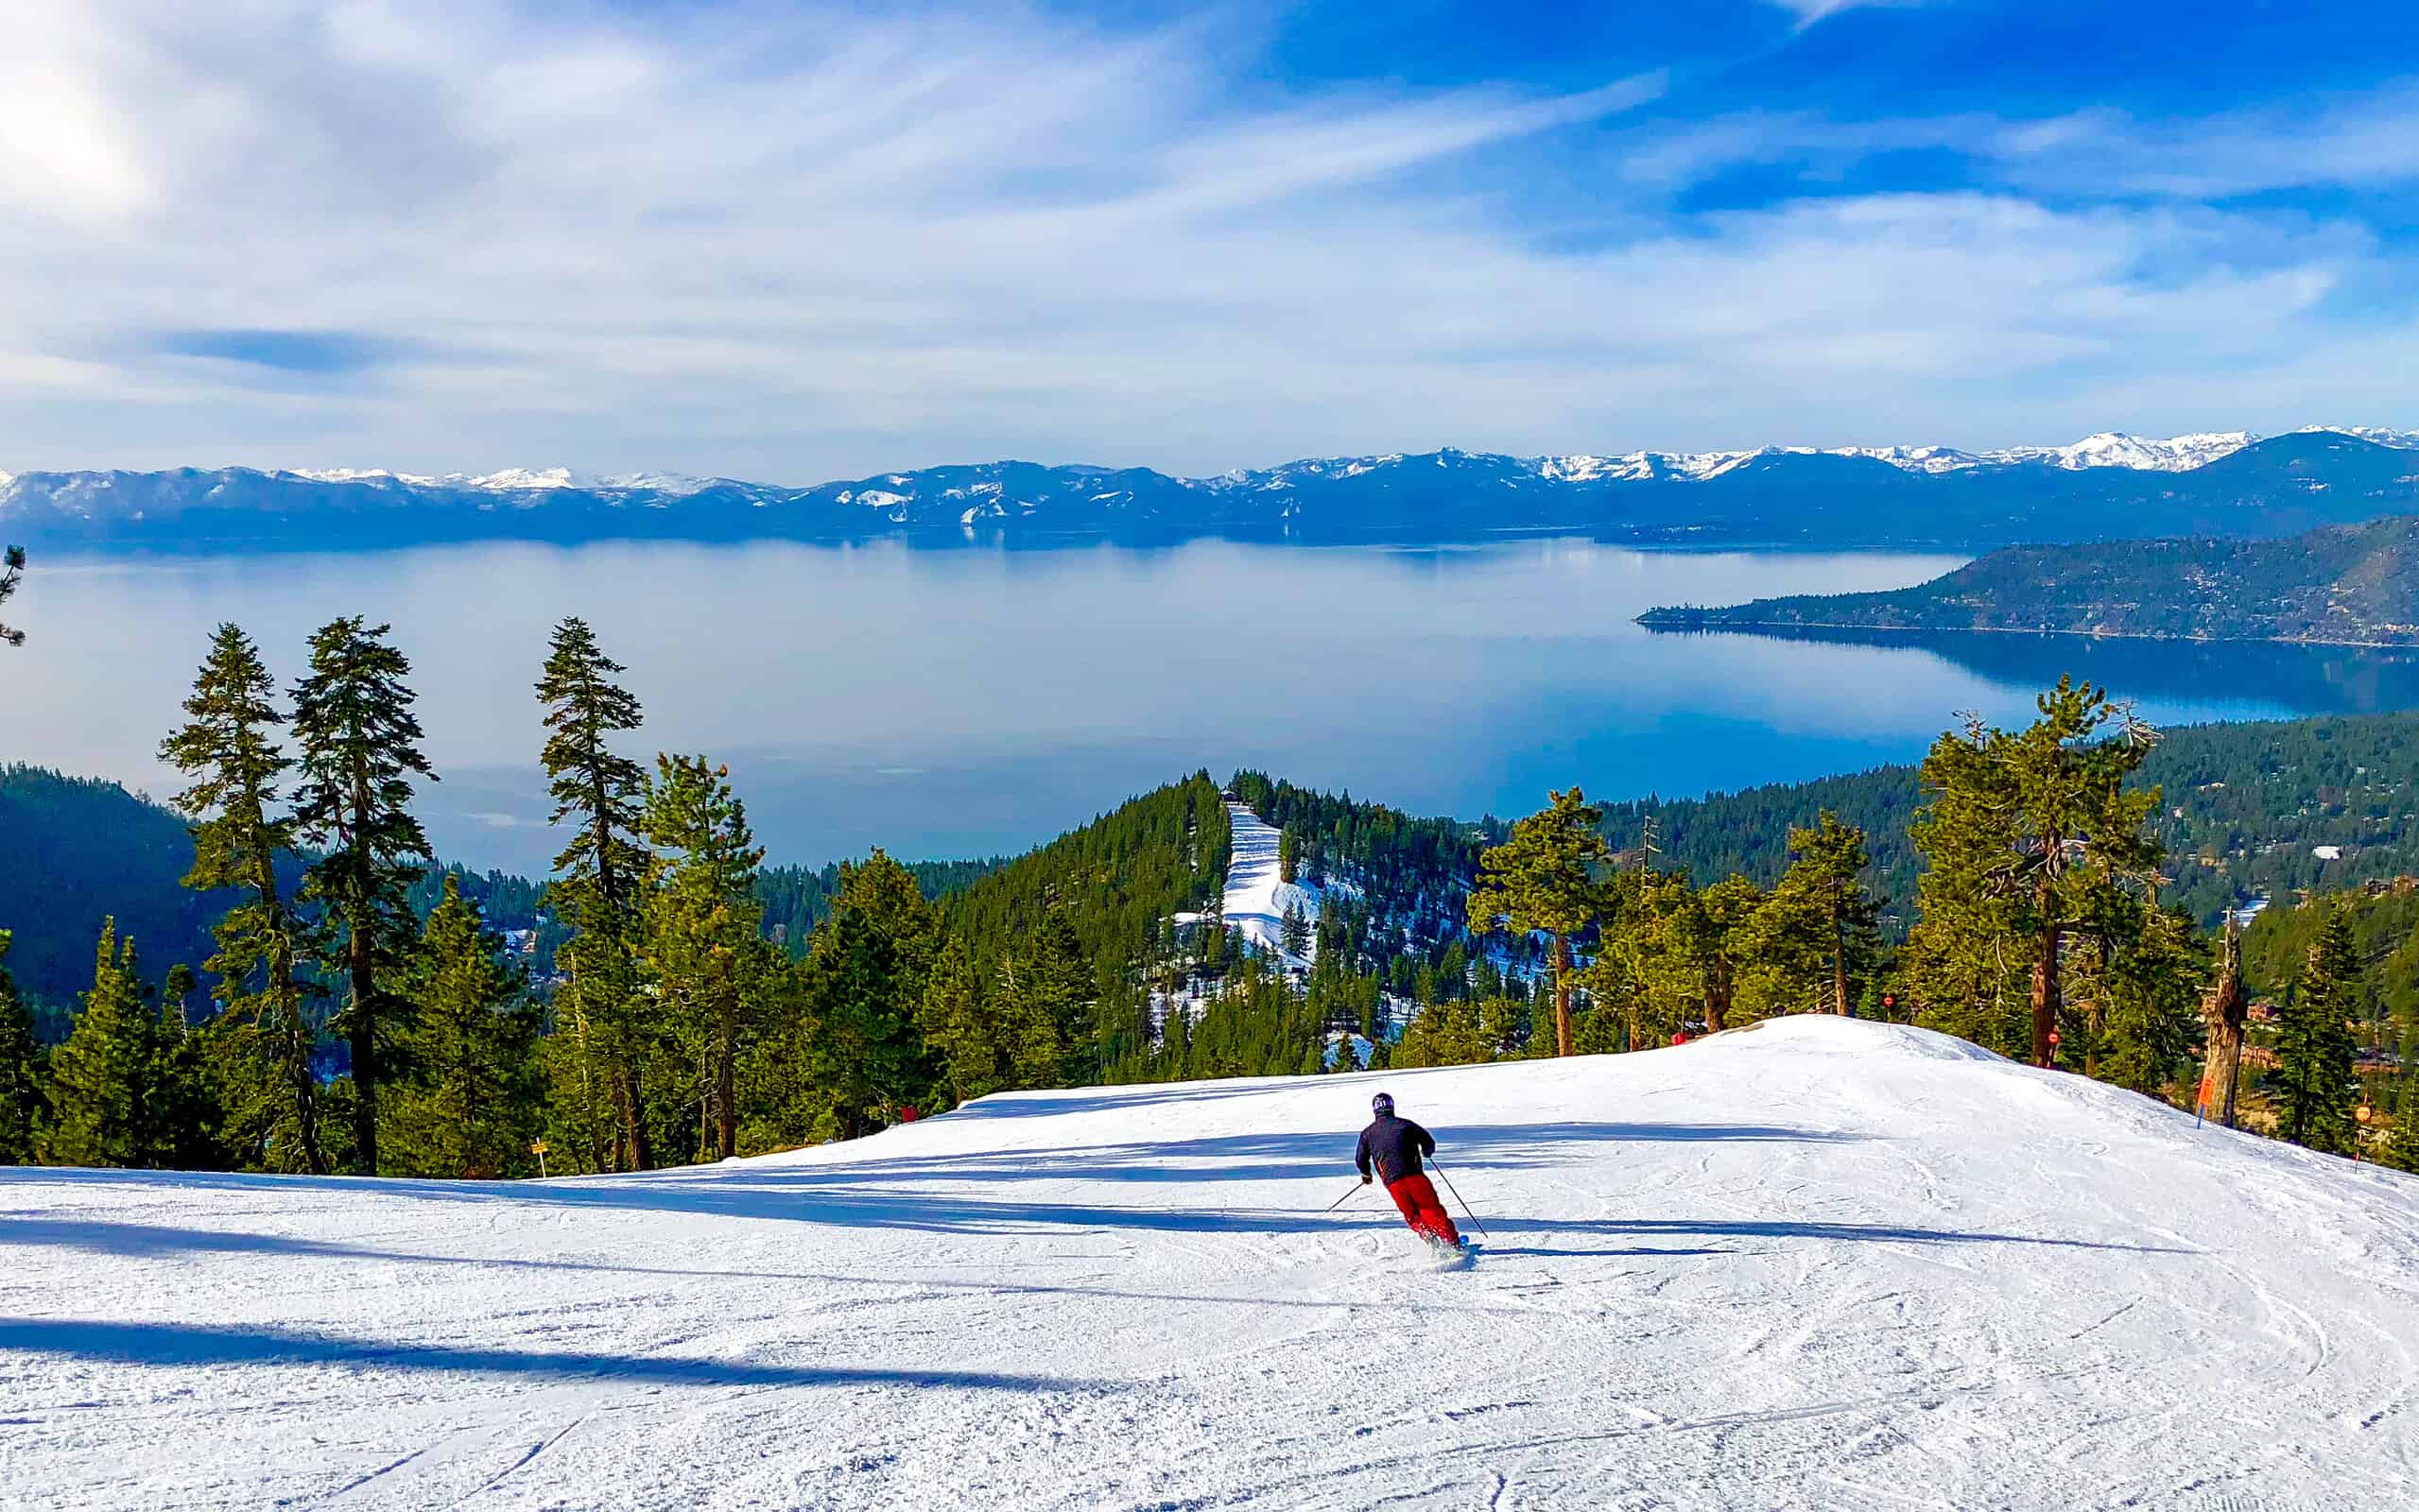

left=280, top=466, right=718, bottom=495
left=10, top=425, right=2415, bottom=507
left=1520, top=425, right=2417, bottom=483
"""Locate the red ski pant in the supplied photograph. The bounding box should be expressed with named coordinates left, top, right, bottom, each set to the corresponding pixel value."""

left=1384, top=1173, right=1460, bottom=1246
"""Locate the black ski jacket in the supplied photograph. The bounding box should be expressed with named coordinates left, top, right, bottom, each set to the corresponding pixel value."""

left=1356, top=1114, right=1436, bottom=1185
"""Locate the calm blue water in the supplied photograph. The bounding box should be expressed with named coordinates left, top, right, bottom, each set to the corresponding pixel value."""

left=12, top=539, right=2416, bottom=874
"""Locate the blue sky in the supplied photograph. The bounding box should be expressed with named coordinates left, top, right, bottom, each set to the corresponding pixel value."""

left=2, top=0, right=2415, bottom=479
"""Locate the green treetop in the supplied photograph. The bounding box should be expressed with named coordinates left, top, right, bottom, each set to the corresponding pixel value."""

left=161, top=623, right=323, bottom=1173
left=1908, top=679, right=2163, bottom=1065
left=1468, top=787, right=1610, bottom=1057
left=642, top=754, right=770, bottom=1161
left=388, top=877, right=540, bottom=1178
left=535, top=615, right=654, bottom=1170
left=291, top=616, right=437, bottom=1176
left=39, top=922, right=215, bottom=1169
left=796, top=852, right=940, bottom=1141
left=2275, top=907, right=2362, bottom=1152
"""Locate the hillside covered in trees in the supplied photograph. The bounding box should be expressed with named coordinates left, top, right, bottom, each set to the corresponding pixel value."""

left=0, top=764, right=994, bottom=1016
left=1638, top=514, right=2419, bottom=644
left=1601, top=709, right=2419, bottom=931
left=4, top=597, right=2412, bottom=1179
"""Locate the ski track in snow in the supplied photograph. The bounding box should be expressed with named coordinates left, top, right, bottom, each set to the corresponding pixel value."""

left=1218, top=802, right=1322, bottom=970
left=3, top=1017, right=2416, bottom=1510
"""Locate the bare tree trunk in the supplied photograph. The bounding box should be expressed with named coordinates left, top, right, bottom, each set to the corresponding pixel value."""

left=2030, top=900, right=2062, bottom=1068
left=1705, top=955, right=1730, bottom=1035
left=1831, top=887, right=1853, bottom=1018
left=2082, top=934, right=2108, bottom=1080
left=620, top=1064, right=649, bottom=1171
left=717, top=989, right=737, bottom=1160
left=350, top=777, right=379, bottom=1176
left=1551, top=933, right=1574, bottom=1057
left=2202, top=918, right=2247, bottom=1127
left=567, top=976, right=608, bottom=1174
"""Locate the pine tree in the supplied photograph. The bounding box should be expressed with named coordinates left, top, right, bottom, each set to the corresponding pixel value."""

left=641, top=755, right=768, bottom=1160
left=1391, top=998, right=1493, bottom=1067
left=387, top=877, right=540, bottom=1178
left=2096, top=902, right=2206, bottom=1098
left=2274, top=909, right=2361, bottom=1152
left=1467, top=787, right=1610, bottom=1057
left=0, top=930, right=41, bottom=1163
left=37, top=923, right=213, bottom=1168
left=162, top=624, right=324, bottom=1173
left=146, top=964, right=222, bottom=1171
left=0, top=543, right=25, bottom=647
left=1280, top=902, right=1311, bottom=959
left=1750, top=813, right=1883, bottom=1018
left=921, top=936, right=1011, bottom=1106
left=536, top=616, right=653, bottom=1170
left=997, top=915, right=1089, bottom=1089
left=797, top=853, right=938, bottom=1139
left=1907, top=681, right=2162, bottom=1064
left=291, top=617, right=436, bottom=1176
left=1659, top=874, right=1763, bottom=1036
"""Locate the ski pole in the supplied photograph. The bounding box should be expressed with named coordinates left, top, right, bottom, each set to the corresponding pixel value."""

left=1322, top=1179, right=1367, bottom=1213
left=1427, top=1157, right=1490, bottom=1240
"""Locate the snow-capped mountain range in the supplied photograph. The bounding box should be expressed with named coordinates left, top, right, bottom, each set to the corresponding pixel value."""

left=6, top=425, right=2418, bottom=553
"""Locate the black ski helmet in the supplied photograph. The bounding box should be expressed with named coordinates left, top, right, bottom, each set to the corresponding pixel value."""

left=1371, top=1092, right=1394, bottom=1116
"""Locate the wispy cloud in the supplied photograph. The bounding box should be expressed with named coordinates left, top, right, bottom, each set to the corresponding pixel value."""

left=0, top=2, right=2412, bottom=475
left=1760, top=0, right=1934, bottom=26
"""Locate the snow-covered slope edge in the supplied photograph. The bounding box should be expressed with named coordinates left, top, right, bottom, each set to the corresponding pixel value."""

left=5, top=1016, right=2412, bottom=1510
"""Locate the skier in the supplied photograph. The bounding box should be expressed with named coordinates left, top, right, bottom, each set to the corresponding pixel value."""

left=1356, top=1092, right=1463, bottom=1249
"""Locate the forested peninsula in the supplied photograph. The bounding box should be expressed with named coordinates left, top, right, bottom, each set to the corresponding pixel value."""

left=1638, top=514, right=2419, bottom=645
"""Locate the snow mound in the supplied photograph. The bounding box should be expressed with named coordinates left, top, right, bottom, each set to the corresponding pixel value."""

left=4, top=1017, right=2414, bottom=1509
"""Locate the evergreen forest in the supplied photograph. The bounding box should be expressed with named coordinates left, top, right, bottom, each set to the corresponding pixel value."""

left=1, top=595, right=2411, bottom=1178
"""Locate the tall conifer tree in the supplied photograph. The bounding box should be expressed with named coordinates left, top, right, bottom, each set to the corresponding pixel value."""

left=799, top=853, right=938, bottom=1139
left=1754, top=812, right=1883, bottom=1018
left=2275, top=909, right=2361, bottom=1151
left=1908, top=680, right=2162, bottom=1065
left=921, top=936, right=1011, bottom=1107
left=0, top=931, right=40, bottom=1163
left=291, top=617, right=436, bottom=1175
left=163, top=624, right=323, bottom=1172
left=1468, top=788, right=1610, bottom=1057
left=642, top=754, right=768, bottom=1160
left=998, top=915, right=1090, bottom=1089
left=38, top=924, right=214, bottom=1168
left=41, top=923, right=158, bottom=1167
left=2096, top=902, right=2205, bottom=1098
left=536, top=616, right=653, bottom=1169
left=388, top=877, right=540, bottom=1178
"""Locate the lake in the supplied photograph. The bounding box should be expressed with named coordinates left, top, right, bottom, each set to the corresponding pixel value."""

left=11, top=538, right=2419, bottom=875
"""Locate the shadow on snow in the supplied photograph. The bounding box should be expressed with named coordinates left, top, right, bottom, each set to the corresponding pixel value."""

left=0, top=1317, right=1109, bottom=1393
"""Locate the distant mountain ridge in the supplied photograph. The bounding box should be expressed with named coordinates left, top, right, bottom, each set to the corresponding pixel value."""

left=8, top=426, right=2418, bottom=553
left=1637, top=514, right=2419, bottom=645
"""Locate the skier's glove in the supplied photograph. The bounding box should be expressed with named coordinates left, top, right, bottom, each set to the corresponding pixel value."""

left=1360, top=1174, right=1372, bottom=1184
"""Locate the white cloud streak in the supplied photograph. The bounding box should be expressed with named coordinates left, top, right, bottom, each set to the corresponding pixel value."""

left=0, top=2, right=2413, bottom=477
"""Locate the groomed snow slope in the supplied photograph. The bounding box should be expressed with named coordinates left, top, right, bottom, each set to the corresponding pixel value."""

left=1214, top=801, right=1323, bottom=969
left=5, top=1018, right=2415, bottom=1510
